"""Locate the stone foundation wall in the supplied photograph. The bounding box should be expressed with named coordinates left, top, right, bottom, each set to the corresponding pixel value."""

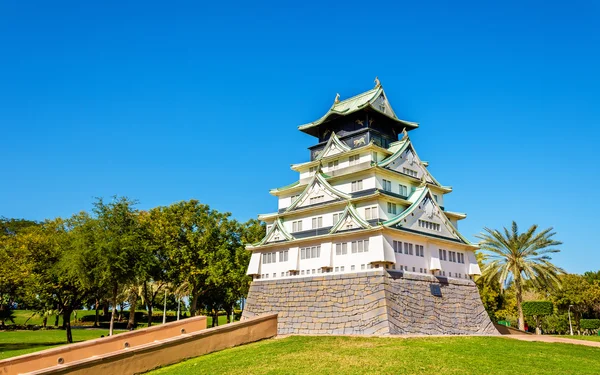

left=242, top=269, right=498, bottom=336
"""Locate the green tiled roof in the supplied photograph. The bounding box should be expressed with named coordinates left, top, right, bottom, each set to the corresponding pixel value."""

left=298, top=86, right=418, bottom=132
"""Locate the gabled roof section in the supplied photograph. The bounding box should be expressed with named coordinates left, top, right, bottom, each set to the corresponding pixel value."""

left=315, top=132, right=351, bottom=160
left=378, top=132, right=442, bottom=187
left=329, top=203, right=371, bottom=234
left=383, top=187, right=472, bottom=245
left=286, top=171, right=350, bottom=212
left=298, top=85, right=418, bottom=133
left=255, top=218, right=294, bottom=246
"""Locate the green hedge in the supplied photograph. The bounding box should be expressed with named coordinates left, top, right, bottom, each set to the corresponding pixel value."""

left=521, top=301, right=553, bottom=317
left=580, top=319, right=600, bottom=330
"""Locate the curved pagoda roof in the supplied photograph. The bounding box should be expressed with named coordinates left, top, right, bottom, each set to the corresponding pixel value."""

left=298, top=84, right=419, bottom=137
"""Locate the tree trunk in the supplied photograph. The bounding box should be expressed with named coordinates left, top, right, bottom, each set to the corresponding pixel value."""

left=54, top=313, right=60, bottom=327
left=63, top=307, right=73, bottom=343
left=127, top=291, right=137, bottom=330
left=535, top=316, right=541, bottom=335
left=514, top=272, right=525, bottom=331
left=190, top=293, right=199, bottom=317
left=109, top=284, right=118, bottom=336
left=103, top=301, right=109, bottom=317
left=147, top=303, right=153, bottom=327
left=225, top=305, right=232, bottom=324
left=43, top=316, right=47, bottom=328
left=94, top=299, right=100, bottom=328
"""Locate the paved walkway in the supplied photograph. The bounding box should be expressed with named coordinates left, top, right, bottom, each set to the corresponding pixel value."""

left=503, top=335, right=600, bottom=348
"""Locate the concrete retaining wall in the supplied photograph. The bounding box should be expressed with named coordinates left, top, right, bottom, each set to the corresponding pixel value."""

left=243, top=269, right=497, bottom=335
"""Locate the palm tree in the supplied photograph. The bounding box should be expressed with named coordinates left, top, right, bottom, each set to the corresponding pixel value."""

left=477, top=221, right=564, bottom=331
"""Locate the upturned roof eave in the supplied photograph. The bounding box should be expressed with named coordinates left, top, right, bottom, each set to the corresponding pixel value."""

left=298, top=86, right=418, bottom=133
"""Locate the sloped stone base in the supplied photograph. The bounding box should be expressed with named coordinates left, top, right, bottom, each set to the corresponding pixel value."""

left=242, top=269, right=498, bottom=335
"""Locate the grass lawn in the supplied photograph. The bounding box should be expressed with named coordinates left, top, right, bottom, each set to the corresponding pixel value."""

left=0, top=313, right=232, bottom=361
left=147, top=336, right=600, bottom=375
left=552, top=335, right=600, bottom=342
left=0, top=329, right=124, bottom=360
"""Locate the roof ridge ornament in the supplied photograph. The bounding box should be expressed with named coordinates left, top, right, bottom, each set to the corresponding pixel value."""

left=374, top=76, right=381, bottom=88
left=334, top=93, right=340, bottom=104
left=401, top=128, right=409, bottom=141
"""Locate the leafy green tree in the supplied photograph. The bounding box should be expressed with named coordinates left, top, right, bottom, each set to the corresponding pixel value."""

left=91, top=196, right=142, bottom=336
left=477, top=221, right=564, bottom=330
left=521, top=301, right=553, bottom=334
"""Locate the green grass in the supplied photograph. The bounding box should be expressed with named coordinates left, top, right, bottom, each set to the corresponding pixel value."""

left=0, top=329, right=124, bottom=360
left=9, top=310, right=232, bottom=328
left=10, top=310, right=98, bottom=327
left=553, top=335, right=600, bottom=342
left=147, top=336, right=600, bottom=375
left=0, top=313, right=233, bottom=361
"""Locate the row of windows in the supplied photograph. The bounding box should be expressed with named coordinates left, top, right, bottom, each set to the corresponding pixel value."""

left=262, top=250, right=289, bottom=264
left=364, top=206, right=378, bottom=220
left=259, top=269, right=472, bottom=280
left=387, top=202, right=397, bottom=215
left=403, top=167, right=418, bottom=177
left=262, top=252, right=277, bottom=264
left=419, top=219, right=440, bottom=231
left=438, top=249, right=465, bottom=263
left=351, top=180, right=363, bottom=192
left=393, top=241, right=425, bottom=257
left=300, top=246, right=321, bottom=259
left=292, top=220, right=302, bottom=232
left=349, top=155, right=360, bottom=166
left=335, top=239, right=370, bottom=255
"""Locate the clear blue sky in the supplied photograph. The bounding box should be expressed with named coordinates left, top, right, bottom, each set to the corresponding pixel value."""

left=1, top=1, right=598, bottom=274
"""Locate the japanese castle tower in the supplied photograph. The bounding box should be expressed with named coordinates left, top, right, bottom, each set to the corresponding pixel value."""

left=242, top=80, right=495, bottom=336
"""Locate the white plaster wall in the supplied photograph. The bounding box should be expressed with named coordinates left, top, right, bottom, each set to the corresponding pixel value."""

left=332, top=175, right=376, bottom=194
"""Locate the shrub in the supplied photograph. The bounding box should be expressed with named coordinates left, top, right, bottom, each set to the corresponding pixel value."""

left=522, top=301, right=554, bottom=317
left=580, top=319, right=600, bottom=334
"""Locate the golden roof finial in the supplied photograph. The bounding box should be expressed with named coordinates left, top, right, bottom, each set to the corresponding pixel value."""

left=374, top=76, right=381, bottom=88
left=334, top=93, right=340, bottom=104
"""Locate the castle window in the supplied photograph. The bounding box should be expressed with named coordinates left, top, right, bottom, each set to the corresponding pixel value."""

left=349, top=154, right=360, bottom=166
left=281, top=272, right=285, bottom=277
left=399, top=184, right=408, bottom=197
left=309, top=166, right=318, bottom=174
left=351, top=241, right=358, bottom=253
left=351, top=265, right=355, bottom=271
left=292, top=220, right=302, bottom=232
left=382, top=179, right=392, bottom=192
left=372, top=152, right=378, bottom=162
left=438, top=249, right=447, bottom=261
left=312, top=216, right=323, bottom=229
left=262, top=252, right=277, bottom=264
left=279, top=250, right=289, bottom=262
left=416, top=245, right=424, bottom=257
left=403, top=167, right=418, bottom=177
left=403, top=242, right=413, bottom=255
left=387, top=202, right=397, bottom=215
left=335, top=267, right=339, bottom=272
left=351, top=180, right=363, bottom=192
left=335, top=242, right=348, bottom=255
left=301, top=270, right=305, bottom=275
left=364, top=206, right=378, bottom=220
left=419, top=219, right=440, bottom=231
left=333, top=213, right=339, bottom=224
left=340, top=266, right=345, bottom=272
left=328, top=160, right=339, bottom=170
left=301, top=246, right=321, bottom=260
left=393, top=240, right=402, bottom=253
left=361, top=264, right=365, bottom=270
